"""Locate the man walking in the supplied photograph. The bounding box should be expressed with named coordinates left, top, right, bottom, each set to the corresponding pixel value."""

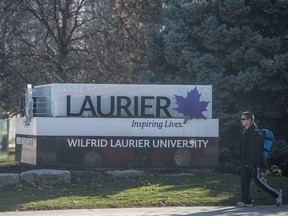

left=237, top=111, right=282, bottom=207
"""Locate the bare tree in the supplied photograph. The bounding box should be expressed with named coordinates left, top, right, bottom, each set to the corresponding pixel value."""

left=0, top=0, right=162, bottom=112
left=0, top=0, right=30, bottom=111
left=19, top=0, right=96, bottom=82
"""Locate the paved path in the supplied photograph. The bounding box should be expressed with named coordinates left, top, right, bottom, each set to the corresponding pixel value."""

left=0, top=206, right=287, bottom=216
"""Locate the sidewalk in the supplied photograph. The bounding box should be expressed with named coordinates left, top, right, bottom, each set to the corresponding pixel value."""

left=0, top=206, right=287, bottom=216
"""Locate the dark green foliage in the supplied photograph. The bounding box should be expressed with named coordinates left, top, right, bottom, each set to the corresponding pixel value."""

left=144, top=0, right=288, bottom=169
left=267, top=139, right=288, bottom=176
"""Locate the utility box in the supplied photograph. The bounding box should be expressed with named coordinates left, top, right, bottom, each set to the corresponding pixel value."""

left=16, top=83, right=219, bottom=168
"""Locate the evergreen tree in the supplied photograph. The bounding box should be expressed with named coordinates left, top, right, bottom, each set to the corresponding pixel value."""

left=145, top=0, right=288, bottom=162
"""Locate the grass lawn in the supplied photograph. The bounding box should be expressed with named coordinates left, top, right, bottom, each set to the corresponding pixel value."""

left=0, top=170, right=287, bottom=212
left=0, top=148, right=287, bottom=211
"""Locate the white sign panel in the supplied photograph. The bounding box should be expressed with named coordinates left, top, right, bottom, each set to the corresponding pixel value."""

left=16, top=117, right=218, bottom=137
left=34, top=84, right=212, bottom=119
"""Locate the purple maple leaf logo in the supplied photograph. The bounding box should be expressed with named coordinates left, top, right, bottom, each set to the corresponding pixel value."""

left=174, top=87, right=209, bottom=121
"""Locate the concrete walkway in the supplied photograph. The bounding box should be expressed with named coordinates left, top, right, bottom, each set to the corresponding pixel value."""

left=0, top=206, right=287, bottom=216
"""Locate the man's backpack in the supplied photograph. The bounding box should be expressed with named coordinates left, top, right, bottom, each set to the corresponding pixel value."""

left=259, top=129, right=274, bottom=159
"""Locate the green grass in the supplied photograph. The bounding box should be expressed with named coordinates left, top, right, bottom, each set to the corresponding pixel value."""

left=0, top=171, right=287, bottom=212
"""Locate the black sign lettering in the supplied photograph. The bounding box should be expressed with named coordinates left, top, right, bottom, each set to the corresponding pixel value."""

left=97, top=96, right=114, bottom=117
left=79, top=96, right=97, bottom=116
left=66, top=95, right=79, bottom=116
left=66, top=95, right=173, bottom=118
left=141, top=96, right=154, bottom=118
left=156, top=96, right=171, bottom=118
left=117, top=96, right=133, bottom=117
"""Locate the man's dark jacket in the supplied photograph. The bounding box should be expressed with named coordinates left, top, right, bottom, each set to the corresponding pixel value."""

left=240, top=123, right=266, bottom=168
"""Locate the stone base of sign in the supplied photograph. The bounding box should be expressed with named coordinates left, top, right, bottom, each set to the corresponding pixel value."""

left=106, top=170, right=145, bottom=179
left=70, top=170, right=103, bottom=184
left=0, top=168, right=214, bottom=189
left=0, top=173, right=20, bottom=188
left=0, top=169, right=145, bottom=188
left=20, top=169, right=71, bottom=186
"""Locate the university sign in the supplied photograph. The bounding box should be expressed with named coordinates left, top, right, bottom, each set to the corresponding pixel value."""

left=16, top=84, right=218, bottom=168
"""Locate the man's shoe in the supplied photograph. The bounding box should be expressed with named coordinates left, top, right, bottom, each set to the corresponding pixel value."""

left=276, top=190, right=282, bottom=206
left=236, top=202, right=253, bottom=207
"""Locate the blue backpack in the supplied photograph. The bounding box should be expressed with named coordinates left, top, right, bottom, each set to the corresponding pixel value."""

left=259, top=129, right=273, bottom=159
